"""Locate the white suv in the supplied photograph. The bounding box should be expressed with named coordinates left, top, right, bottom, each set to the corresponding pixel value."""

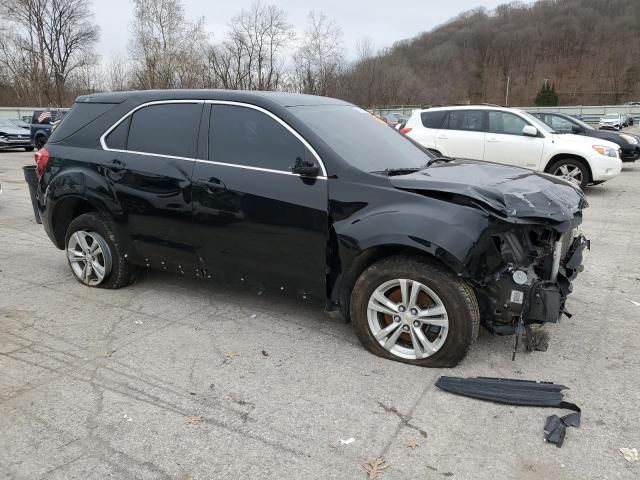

left=402, top=105, right=622, bottom=189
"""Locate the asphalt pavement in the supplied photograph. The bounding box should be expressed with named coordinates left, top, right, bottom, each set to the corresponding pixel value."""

left=0, top=142, right=639, bottom=479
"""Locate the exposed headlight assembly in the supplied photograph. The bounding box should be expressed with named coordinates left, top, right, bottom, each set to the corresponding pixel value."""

left=592, top=145, right=618, bottom=158
left=619, top=133, right=639, bottom=145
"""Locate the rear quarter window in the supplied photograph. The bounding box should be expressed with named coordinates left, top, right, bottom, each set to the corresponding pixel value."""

left=420, top=111, right=446, bottom=129
left=48, top=104, right=115, bottom=143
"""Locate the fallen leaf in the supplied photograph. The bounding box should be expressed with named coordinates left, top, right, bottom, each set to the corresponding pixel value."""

left=100, top=350, right=114, bottom=358
left=620, top=447, right=639, bottom=462
left=405, top=440, right=419, bottom=449
left=261, top=350, right=269, bottom=357
left=185, top=415, right=204, bottom=425
left=225, top=352, right=239, bottom=359
left=363, top=458, right=389, bottom=479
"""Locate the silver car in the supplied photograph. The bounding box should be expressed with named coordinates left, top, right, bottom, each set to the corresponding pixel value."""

left=599, top=113, right=623, bottom=130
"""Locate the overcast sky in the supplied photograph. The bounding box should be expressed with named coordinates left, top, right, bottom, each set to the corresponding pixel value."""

left=94, top=0, right=534, bottom=61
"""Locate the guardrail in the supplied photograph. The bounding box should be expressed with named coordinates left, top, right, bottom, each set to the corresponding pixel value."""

left=371, top=104, right=640, bottom=124
left=0, top=107, right=39, bottom=121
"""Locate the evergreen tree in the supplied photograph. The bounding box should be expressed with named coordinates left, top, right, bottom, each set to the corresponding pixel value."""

left=534, top=82, right=559, bottom=106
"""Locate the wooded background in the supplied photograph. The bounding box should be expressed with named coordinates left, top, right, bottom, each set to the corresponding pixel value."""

left=1, top=0, right=639, bottom=108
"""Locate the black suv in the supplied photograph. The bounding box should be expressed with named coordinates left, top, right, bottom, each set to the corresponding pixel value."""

left=30, top=90, right=589, bottom=367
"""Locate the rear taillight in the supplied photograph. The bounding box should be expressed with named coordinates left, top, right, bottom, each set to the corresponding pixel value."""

left=399, top=127, right=412, bottom=135
left=34, top=147, right=50, bottom=178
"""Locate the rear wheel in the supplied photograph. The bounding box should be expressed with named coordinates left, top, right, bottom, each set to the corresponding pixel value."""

left=350, top=256, right=479, bottom=367
left=65, top=213, right=136, bottom=289
left=548, top=158, right=590, bottom=190
left=35, top=136, right=46, bottom=149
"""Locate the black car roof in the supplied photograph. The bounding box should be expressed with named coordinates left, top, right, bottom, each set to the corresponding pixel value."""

left=75, top=89, right=351, bottom=108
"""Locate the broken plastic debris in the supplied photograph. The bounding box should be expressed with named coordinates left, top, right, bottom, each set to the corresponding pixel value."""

left=250, top=314, right=257, bottom=318
left=122, top=413, right=133, bottom=422
left=620, top=447, right=639, bottom=463
left=629, top=300, right=640, bottom=306
left=339, top=438, right=355, bottom=445
left=135, top=320, right=144, bottom=325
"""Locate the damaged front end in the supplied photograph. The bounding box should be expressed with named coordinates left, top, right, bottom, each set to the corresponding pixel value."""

left=388, top=160, right=590, bottom=342
left=473, top=220, right=589, bottom=337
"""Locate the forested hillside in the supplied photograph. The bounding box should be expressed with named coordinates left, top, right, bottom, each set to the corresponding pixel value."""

left=341, top=0, right=640, bottom=107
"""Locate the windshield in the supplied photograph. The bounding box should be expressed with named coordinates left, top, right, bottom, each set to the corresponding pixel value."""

left=0, top=119, right=16, bottom=128
left=603, top=114, right=620, bottom=119
left=570, top=116, right=595, bottom=130
left=516, top=110, right=556, bottom=134
left=290, top=105, right=434, bottom=173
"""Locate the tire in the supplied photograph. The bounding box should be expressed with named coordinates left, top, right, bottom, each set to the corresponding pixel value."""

left=35, top=136, right=46, bottom=149
left=65, top=212, right=136, bottom=289
left=25, top=146, right=34, bottom=152
left=547, top=157, right=590, bottom=190
left=350, top=256, right=479, bottom=367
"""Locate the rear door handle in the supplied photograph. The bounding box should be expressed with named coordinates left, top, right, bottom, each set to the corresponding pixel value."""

left=436, top=135, right=448, bottom=140
left=487, top=137, right=499, bottom=143
left=195, top=178, right=226, bottom=194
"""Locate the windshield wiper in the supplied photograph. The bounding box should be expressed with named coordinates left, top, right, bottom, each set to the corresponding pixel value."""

left=424, top=156, right=455, bottom=168
left=370, top=167, right=423, bottom=176
left=370, top=156, right=456, bottom=176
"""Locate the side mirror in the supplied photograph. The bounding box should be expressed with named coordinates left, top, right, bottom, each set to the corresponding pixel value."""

left=292, top=156, right=319, bottom=177
left=522, top=125, right=538, bottom=137
left=571, top=125, right=582, bottom=134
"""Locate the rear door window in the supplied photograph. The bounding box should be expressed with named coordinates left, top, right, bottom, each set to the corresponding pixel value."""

left=210, top=105, right=305, bottom=171
left=443, top=110, right=484, bottom=132
left=125, top=103, right=202, bottom=158
left=420, top=111, right=447, bottom=129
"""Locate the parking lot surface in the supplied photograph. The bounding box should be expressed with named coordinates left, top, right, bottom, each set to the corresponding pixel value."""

left=1, top=146, right=639, bottom=479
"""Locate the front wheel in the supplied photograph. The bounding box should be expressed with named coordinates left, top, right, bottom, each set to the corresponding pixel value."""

left=35, top=136, right=46, bottom=149
left=350, top=256, right=479, bottom=367
left=65, top=212, right=136, bottom=289
left=548, top=158, right=590, bottom=190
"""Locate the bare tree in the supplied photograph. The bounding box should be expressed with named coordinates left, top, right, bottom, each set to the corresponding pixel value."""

left=0, top=0, right=98, bottom=105
left=209, top=1, right=293, bottom=90
left=105, top=54, right=131, bottom=91
left=293, top=11, right=344, bottom=97
left=129, top=0, right=207, bottom=89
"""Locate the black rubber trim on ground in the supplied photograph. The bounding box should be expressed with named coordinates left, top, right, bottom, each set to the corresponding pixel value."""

left=435, top=376, right=581, bottom=448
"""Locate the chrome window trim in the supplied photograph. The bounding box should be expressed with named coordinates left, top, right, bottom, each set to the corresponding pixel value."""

left=99, top=99, right=328, bottom=178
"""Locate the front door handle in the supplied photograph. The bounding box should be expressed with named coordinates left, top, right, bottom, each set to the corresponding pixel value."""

left=486, top=137, right=499, bottom=143
left=195, top=177, right=226, bottom=194
left=436, top=135, right=449, bottom=140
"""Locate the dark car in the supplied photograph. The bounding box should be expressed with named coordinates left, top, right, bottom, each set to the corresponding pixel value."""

left=531, top=112, right=640, bottom=162
left=30, top=109, right=69, bottom=149
left=29, top=90, right=589, bottom=367
left=0, top=118, right=34, bottom=151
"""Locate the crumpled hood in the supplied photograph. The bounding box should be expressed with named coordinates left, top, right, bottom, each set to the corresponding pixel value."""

left=389, top=160, right=588, bottom=222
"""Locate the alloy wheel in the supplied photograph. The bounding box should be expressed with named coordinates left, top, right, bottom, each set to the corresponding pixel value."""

left=367, top=279, right=449, bottom=360
left=67, top=230, right=112, bottom=286
left=553, top=164, right=583, bottom=187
